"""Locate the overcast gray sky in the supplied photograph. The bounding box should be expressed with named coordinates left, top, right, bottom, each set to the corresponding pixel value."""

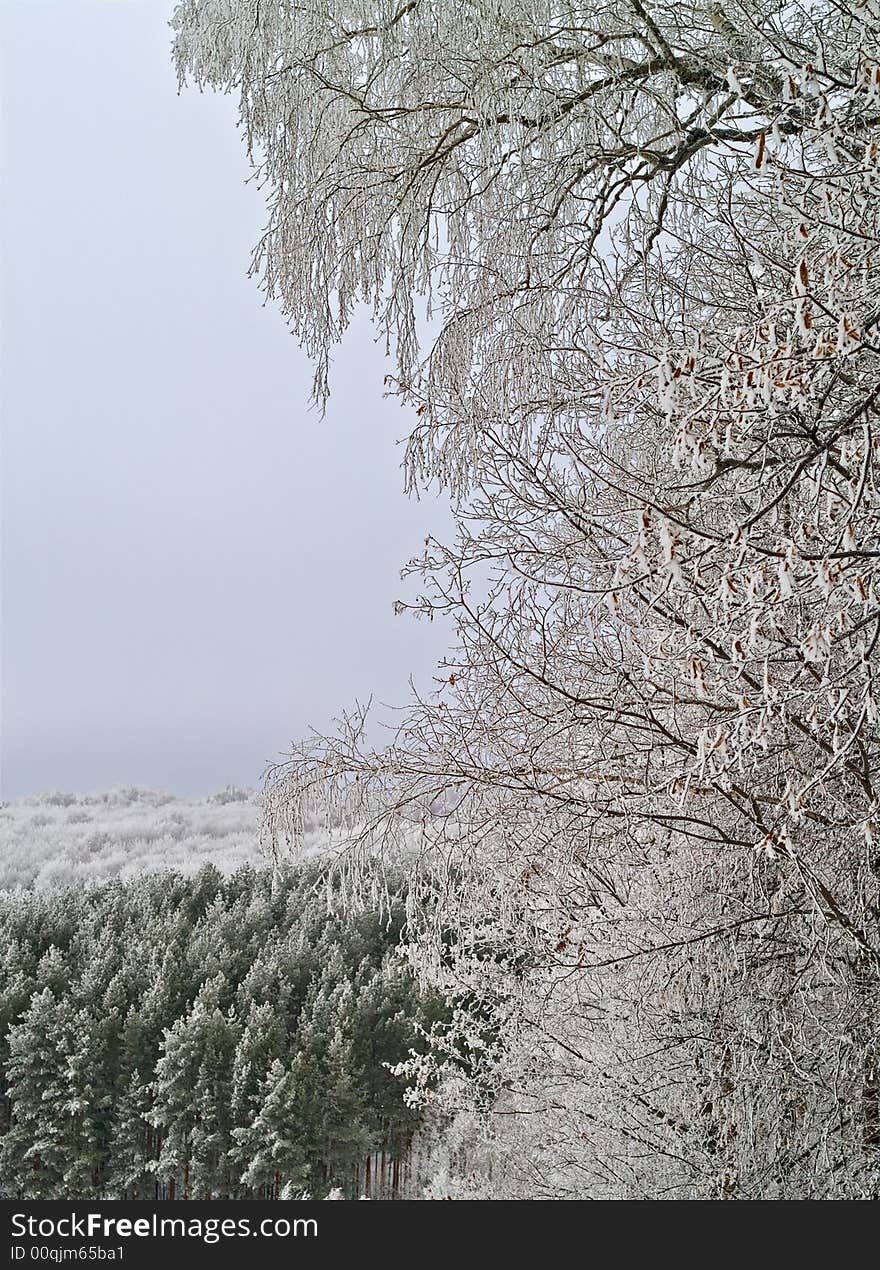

left=1, top=0, right=450, bottom=800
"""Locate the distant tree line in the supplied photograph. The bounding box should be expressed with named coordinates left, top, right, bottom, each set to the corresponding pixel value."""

left=0, top=787, right=266, bottom=890
left=0, top=864, right=448, bottom=1199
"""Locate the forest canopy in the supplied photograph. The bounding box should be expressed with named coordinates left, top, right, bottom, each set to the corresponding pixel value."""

left=0, top=864, right=449, bottom=1200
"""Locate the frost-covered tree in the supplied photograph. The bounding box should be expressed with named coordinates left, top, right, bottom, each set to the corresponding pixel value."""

left=174, top=1, right=880, bottom=1196
left=59, top=1007, right=116, bottom=1197
left=106, top=1069, right=155, bottom=1200
left=152, top=975, right=241, bottom=1198
left=227, top=1001, right=287, bottom=1191
left=0, top=990, right=77, bottom=1199
left=235, top=1058, right=309, bottom=1195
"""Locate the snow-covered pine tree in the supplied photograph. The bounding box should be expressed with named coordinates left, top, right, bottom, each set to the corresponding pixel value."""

left=0, top=989, right=76, bottom=1199
left=105, top=1069, right=155, bottom=1200
left=58, top=1006, right=116, bottom=1198
left=151, top=974, right=240, bottom=1199
left=228, top=1001, right=287, bottom=1194
left=235, top=1058, right=308, bottom=1197
left=187, top=1004, right=241, bottom=1199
